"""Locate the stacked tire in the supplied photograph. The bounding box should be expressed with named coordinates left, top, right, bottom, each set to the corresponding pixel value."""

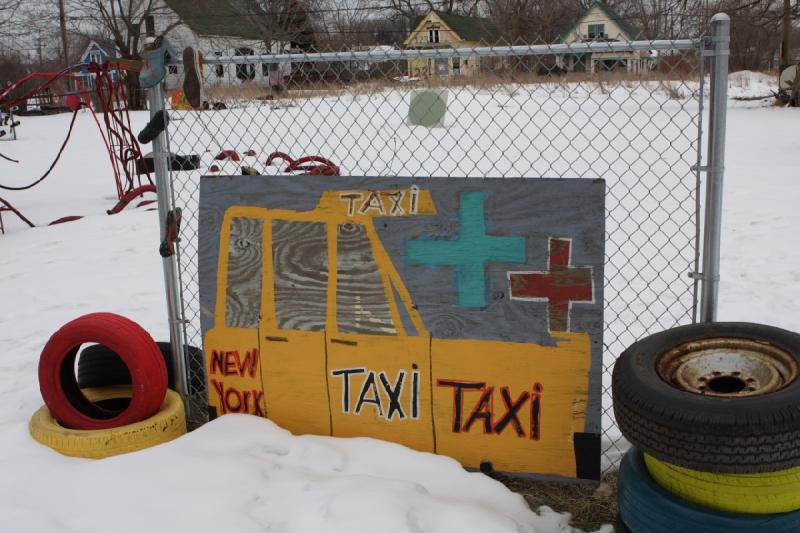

left=612, top=323, right=800, bottom=532
left=30, top=313, right=187, bottom=458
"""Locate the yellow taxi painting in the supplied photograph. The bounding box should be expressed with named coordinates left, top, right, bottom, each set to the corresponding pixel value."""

left=199, top=175, right=604, bottom=480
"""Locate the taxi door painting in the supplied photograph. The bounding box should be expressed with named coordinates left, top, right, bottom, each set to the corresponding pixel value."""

left=325, top=221, right=434, bottom=453
left=260, top=215, right=331, bottom=437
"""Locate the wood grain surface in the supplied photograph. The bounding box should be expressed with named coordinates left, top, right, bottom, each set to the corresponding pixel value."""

left=336, top=223, right=397, bottom=335
left=225, top=216, right=264, bottom=328
left=272, top=219, right=328, bottom=331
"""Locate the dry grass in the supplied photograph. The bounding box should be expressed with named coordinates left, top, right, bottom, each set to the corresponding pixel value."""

left=204, top=83, right=271, bottom=101
left=499, top=471, right=619, bottom=531
left=184, top=68, right=699, bottom=105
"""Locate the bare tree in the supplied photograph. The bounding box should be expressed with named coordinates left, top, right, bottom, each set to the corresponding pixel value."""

left=70, top=0, right=181, bottom=109
left=314, top=0, right=376, bottom=49
left=385, top=0, right=482, bottom=32
left=240, top=0, right=318, bottom=51
left=0, top=0, right=21, bottom=39
left=485, top=0, right=581, bottom=42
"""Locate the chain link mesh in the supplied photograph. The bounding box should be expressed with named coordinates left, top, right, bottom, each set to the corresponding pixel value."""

left=163, top=39, right=706, bottom=472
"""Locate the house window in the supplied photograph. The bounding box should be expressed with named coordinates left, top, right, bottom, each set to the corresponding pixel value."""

left=588, top=24, right=605, bottom=39
left=428, top=29, right=440, bottom=43
left=234, top=47, right=256, bottom=82
left=168, top=65, right=178, bottom=74
left=214, top=52, right=224, bottom=78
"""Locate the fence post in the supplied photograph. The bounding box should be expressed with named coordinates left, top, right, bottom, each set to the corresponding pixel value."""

left=699, top=13, right=730, bottom=322
left=147, top=81, right=190, bottom=414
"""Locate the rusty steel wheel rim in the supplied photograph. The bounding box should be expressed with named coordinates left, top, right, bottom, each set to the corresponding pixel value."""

left=656, top=338, right=798, bottom=397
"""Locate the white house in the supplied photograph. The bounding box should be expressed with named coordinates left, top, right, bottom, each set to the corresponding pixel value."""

left=157, top=0, right=308, bottom=89
left=557, top=1, right=650, bottom=74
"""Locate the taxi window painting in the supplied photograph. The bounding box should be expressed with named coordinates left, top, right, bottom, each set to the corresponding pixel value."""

left=225, top=217, right=263, bottom=328
left=272, top=219, right=328, bottom=331
left=336, top=223, right=397, bottom=336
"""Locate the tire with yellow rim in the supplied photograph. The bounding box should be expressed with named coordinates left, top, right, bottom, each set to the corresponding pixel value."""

left=644, top=453, right=800, bottom=515
left=29, top=386, right=186, bottom=459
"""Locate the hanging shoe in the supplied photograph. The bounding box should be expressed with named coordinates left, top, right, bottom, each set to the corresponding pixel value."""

left=137, top=110, right=168, bottom=144
left=140, top=36, right=178, bottom=89
left=182, top=47, right=204, bottom=110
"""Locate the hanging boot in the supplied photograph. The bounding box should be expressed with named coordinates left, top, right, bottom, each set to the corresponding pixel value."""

left=139, top=36, right=178, bottom=89
left=182, top=47, right=205, bottom=110
left=137, top=110, right=168, bottom=144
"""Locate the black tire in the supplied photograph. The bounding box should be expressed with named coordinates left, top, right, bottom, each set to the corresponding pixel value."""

left=612, top=322, right=800, bottom=473
left=78, top=341, right=204, bottom=390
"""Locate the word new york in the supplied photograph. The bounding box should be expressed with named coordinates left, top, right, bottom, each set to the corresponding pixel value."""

left=209, top=349, right=264, bottom=416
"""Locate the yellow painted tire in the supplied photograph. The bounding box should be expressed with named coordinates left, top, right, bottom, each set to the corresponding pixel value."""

left=644, top=453, right=800, bottom=514
left=29, top=386, right=186, bottom=459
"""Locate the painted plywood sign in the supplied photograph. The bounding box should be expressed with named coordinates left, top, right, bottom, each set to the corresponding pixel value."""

left=198, top=176, right=605, bottom=480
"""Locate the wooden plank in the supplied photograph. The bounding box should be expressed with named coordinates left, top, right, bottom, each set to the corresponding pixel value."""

left=336, top=223, right=396, bottom=335
left=272, top=219, right=328, bottom=331
left=225, top=216, right=263, bottom=329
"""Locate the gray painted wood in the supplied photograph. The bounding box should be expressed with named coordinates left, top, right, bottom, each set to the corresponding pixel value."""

left=226, top=217, right=263, bottom=328
left=272, top=219, right=328, bottom=331
left=336, top=223, right=397, bottom=336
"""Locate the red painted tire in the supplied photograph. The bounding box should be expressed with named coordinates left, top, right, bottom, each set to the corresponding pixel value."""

left=287, top=155, right=339, bottom=174
left=38, top=313, right=167, bottom=430
left=266, top=151, right=294, bottom=166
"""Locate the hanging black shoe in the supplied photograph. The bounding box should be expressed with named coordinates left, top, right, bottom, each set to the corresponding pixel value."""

left=137, top=110, right=168, bottom=144
left=182, top=47, right=204, bottom=110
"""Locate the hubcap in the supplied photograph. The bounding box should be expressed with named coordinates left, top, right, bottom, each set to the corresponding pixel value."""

left=656, top=338, right=798, bottom=397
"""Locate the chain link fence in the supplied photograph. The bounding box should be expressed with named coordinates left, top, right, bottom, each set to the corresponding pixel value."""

left=160, top=36, right=714, bottom=472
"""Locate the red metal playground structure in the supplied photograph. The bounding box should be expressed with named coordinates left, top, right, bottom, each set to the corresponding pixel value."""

left=0, top=60, right=155, bottom=233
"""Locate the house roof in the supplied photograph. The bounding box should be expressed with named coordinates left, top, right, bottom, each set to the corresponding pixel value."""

left=163, top=0, right=269, bottom=40
left=79, top=39, right=118, bottom=61
left=410, top=10, right=499, bottom=44
left=560, top=1, right=638, bottom=42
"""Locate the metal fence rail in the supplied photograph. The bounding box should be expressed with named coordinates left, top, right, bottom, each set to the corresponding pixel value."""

left=151, top=23, right=730, bottom=472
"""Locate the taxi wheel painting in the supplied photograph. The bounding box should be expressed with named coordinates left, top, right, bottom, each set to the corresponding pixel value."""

left=644, top=453, right=800, bottom=515
left=29, top=387, right=186, bottom=459
left=618, top=448, right=800, bottom=533
left=38, top=313, right=167, bottom=430
left=612, top=322, right=800, bottom=473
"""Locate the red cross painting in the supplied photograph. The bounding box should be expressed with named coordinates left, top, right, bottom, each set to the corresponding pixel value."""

left=508, top=238, right=594, bottom=332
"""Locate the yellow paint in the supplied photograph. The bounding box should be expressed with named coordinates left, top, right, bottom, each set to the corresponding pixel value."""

left=204, top=187, right=592, bottom=477
left=432, top=333, right=590, bottom=477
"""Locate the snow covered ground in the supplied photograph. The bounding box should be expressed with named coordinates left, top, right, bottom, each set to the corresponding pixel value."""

left=0, top=72, right=796, bottom=532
